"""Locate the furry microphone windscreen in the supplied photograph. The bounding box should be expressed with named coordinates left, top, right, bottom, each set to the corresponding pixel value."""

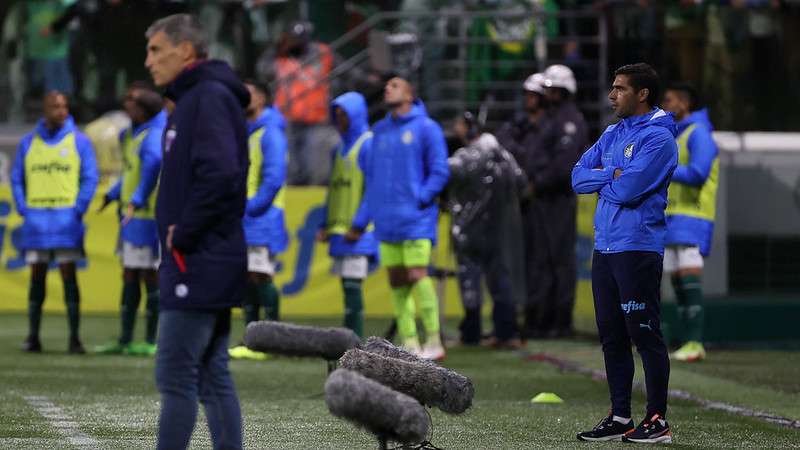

left=362, top=337, right=435, bottom=366
left=244, top=321, right=361, bottom=360
left=339, top=348, right=474, bottom=414
left=325, top=369, right=429, bottom=444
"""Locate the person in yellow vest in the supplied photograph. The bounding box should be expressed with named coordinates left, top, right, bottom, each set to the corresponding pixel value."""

left=95, top=82, right=166, bottom=356
left=10, top=91, right=98, bottom=354
left=661, top=83, right=719, bottom=362
left=229, top=79, right=289, bottom=361
left=316, top=92, right=379, bottom=337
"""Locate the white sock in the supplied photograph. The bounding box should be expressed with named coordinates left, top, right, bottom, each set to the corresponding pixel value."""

left=613, top=415, right=631, bottom=424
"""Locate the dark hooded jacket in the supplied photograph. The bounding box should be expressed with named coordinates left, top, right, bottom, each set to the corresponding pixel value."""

left=157, top=60, right=250, bottom=310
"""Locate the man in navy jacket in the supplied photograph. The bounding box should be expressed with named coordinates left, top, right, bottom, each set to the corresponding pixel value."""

left=572, top=63, right=677, bottom=444
left=145, top=14, right=249, bottom=450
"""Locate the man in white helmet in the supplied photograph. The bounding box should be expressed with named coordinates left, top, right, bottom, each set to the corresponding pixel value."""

left=496, top=72, right=553, bottom=340
left=527, top=64, right=587, bottom=338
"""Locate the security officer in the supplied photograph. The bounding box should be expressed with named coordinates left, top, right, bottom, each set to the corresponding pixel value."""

left=530, top=64, right=588, bottom=338
left=661, top=83, right=719, bottom=363
left=11, top=91, right=99, bottom=354
left=496, top=73, right=550, bottom=340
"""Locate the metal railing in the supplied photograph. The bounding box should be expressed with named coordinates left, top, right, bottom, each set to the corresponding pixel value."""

left=275, top=7, right=608, bottom=134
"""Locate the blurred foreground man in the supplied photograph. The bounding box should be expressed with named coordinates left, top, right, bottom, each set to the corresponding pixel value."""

left=573, top=63, right=676, bottom=444
left=146, top=14, right=248, bottom=450
left=11, top=91, right=98, bottom=354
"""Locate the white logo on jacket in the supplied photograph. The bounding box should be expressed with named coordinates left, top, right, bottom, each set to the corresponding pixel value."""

left=624, top=143, right=634, bottom=158
left=402, top=130, right=413, bottom=145
left=165, top=129, right=177, bottom=153
left=175, top=283, right=188, bottom=298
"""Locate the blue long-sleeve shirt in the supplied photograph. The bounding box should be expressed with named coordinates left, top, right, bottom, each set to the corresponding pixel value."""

left=242, top=106, right=289, bottom=252
left=10, top=116, right=98, bottom=250
left=321, top=91, right=378, bottom=257
left=664, top=108, right=718, bottom=255
left=363, top=99, right=450, bottom=243
left=106, top=110, right=166, bottom=249
left=572, top=108, right=677, bottom=253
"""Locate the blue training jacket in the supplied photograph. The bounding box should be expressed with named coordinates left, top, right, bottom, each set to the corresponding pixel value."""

left=242, top=106, right=289, bottom=253
left=106, top=110, right=166, bottom=252
left=363, top=99, right=450, bottom=243
left=664, top=108, right=717, bottom=255
left=572, top=108, right=678, bottom=254
left=323, top=91, right=378, bottom=257
left=157, top=60, right=250, bottom=310
left=11, top=116, right=98, bottom=250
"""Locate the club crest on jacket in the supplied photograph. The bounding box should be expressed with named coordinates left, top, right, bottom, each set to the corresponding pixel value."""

left=624, top=143, right=634, bottom=158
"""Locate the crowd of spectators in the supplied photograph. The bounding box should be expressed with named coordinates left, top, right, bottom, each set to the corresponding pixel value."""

left=1, top=1, right=798, bottom=144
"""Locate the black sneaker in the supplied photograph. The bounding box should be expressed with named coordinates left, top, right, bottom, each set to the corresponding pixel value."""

left=22, top=336, right=42, bottom=353
left=622, top=413, right=673, bottom=444
left=577, top=414, right=634, bottom=442
left=69, top=338, right=86, bottom=354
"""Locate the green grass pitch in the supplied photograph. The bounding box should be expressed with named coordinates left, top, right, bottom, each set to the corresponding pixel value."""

left=0, top=314, right=798, bottom=449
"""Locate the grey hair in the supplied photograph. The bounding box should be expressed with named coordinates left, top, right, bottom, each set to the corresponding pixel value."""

left=146, top=14, right=208, bottom=59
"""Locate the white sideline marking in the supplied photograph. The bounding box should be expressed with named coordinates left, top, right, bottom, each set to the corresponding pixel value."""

left=24, top=395, right=99, bottom=447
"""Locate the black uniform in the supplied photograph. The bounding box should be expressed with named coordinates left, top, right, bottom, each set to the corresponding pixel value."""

left=497, top=101, right=588, bottom=337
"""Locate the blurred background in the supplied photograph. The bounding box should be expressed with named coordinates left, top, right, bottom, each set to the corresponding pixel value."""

left=1, top=0, right=799, bottom=345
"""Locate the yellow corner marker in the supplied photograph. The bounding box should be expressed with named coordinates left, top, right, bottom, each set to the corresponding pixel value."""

left=530, top=392, right=564, bottom=404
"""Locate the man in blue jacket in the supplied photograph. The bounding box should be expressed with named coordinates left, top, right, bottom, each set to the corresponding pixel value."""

left=145, top=14, right=247, bottom=450
left=317, top=91, right=379, bottom=338
left=229, top=79, right=288, bottom=361
left=11, top=91, right=98, bottom=354
left=363, top=77, right=450, bottom=360
left=661, top=83, right=718, bottom=363
left=96, top=82, right=166, bottom=356
left=572, top=63, right=677, bottom=444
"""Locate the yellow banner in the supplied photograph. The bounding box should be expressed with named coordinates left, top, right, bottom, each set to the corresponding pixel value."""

left=0, top=183, right=596, bottom=330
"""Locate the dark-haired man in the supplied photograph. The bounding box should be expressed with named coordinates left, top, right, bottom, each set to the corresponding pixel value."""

left=661, top=83, right=718, bottom=363
left=572, top=63, right=677, bottom=444
left=146, top=14, right=248, bottom=450
left=362, top=76, right=449, bottom=360
left=95, top=81, right=166, bottom=356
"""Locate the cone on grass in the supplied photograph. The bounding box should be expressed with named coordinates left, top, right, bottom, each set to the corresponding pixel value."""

left=530, top=392, right=564, bottom=404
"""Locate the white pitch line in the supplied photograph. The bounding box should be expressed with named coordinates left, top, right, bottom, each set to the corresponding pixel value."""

left=24, top=395, right=99, bottom=448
